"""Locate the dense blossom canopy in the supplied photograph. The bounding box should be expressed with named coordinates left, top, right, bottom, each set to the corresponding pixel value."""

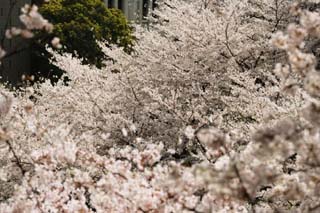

left=1, top=0, right=320, bottom=212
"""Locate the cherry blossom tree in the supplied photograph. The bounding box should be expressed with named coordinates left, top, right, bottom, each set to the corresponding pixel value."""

left=1, top=0, right=320, bottom=212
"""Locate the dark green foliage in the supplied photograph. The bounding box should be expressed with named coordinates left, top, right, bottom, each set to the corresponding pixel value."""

left=30, top=43, right=69, bottom=85
left=35, top=0, right=134, bottom=70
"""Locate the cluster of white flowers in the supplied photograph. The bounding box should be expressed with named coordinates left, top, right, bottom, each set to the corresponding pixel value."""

left=0, top=92, right=12, bottom=118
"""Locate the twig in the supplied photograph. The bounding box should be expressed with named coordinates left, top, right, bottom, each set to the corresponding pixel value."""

left=253, top=51, right=264, bottom=69
left=224, top=22, right=236, bottom=57
left=1, top=45, right=30, bottom=60
left=5, top=140, right=26, bottom=175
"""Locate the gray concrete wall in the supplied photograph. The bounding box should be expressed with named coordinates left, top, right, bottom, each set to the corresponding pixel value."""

left=105, top=0, right=153, bottom=22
